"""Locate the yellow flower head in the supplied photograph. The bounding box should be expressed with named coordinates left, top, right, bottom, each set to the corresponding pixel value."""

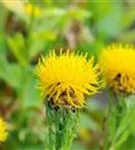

left=24, top=3, right=41, bottom=16
left=0, top=117, right=8, bottom=142
left=99, top=44, right=135, bottom=93
left=36, top=51, right=101, bottom=108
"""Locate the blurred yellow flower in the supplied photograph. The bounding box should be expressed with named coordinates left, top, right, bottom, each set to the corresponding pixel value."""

left=0, top=117, right=8, bottom=142
left=99, top=44, right=135, bottom=93
left=24, top=3, right=41, bottom=16
left=79, top=127, right=90, bottom=142
left=36, top=51, right=101, bottom=108
left=1, top=0, right=41, bottom=17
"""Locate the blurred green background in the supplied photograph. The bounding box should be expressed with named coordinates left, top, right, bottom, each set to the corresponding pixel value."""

left=0, top=0, right=135, bottom=149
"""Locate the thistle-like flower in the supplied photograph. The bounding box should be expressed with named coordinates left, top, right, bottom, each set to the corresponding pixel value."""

left=0, top=117, right=8, bottom=142
left=36, top=51, right=101, bottom=108
left=99, top=44, right=135, bottom=94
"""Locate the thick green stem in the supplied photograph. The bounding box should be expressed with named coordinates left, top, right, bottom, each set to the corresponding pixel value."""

left=103, top=90, right=126, bottom=150
left=46, top=103, right=81, bottom=150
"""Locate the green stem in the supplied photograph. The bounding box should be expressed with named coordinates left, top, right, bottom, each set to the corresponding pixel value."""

left=104, top=90, right=126, bottom=150
left=46, top=102, right=81, bottom=150
left=46, top=103, right=56, bottom=150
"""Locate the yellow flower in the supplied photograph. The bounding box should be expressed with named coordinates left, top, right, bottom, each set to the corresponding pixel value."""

left=36, top=51, right=101, bottom=108
left=99, top=44, right=135, bottom=93
left=0, top=117, right=8, bottom=142
left=24, top=3, right=41, bottom=16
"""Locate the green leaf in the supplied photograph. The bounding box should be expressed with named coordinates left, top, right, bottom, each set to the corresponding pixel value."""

left=0, top=56, right=23, bottom=89
left=78, top=41, right=104, bottom=61
left=65, top=8, right=91, bottom=21
left=87, top=0, right=123, bottom=39
left=29, top=31, right=57, bottom=59
left=115, top=97, right=135, bottom=148
left=42, top=7, right=65, bottom=17
left=6, top=64, right=23, bottom=89
left=7, top=33, right=28, bottom=67
left=20, top=67, right=43, bottom=108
